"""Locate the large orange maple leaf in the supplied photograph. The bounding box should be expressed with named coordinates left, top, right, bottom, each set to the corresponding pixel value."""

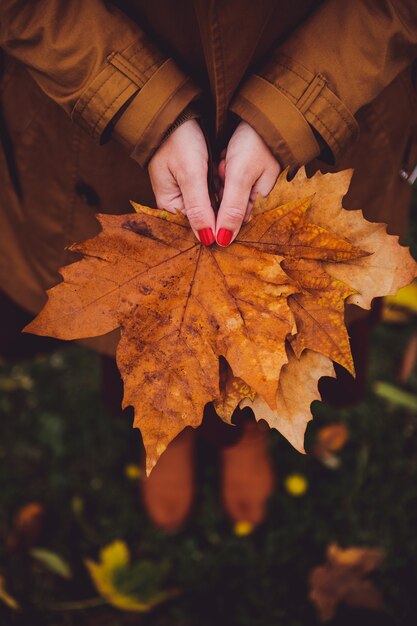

left=25, top=169, right=416, bottom=472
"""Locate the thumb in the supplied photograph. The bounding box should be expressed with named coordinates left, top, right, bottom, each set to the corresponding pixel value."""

left=179, top=168, right=216, bottom=246
left=215, top=170, right=253, bottom=246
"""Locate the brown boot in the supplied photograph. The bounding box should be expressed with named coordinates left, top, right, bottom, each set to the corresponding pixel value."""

left=221, top=420, right=275, bottom=526
left=142, top=427, right=195, bottom=531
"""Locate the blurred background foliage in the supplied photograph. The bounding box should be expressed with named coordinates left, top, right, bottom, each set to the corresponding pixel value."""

left=1, top=192, right=417, bottom=626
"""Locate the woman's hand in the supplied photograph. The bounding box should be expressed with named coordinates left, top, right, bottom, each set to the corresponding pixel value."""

left=148, top=119, right=215, bottom=246
left=215, top=121, right=281, bottom=246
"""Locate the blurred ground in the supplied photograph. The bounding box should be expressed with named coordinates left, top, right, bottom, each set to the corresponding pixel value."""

left=1, top=194, right=417, bottom=626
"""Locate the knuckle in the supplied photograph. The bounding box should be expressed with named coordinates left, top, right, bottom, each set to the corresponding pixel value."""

left=185, top=204, right=209, bottom=223
left=223, top=205, right=245, bottom=226
left=227, top=169, right=248, bottom=187
left=227, top=159, right=258, bottom=183
left=176, top=161, right=207, bottom=185
left=155, top=198, right=177, bottom=212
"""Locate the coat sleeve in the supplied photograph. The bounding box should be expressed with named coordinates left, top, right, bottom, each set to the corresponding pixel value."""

left=0, top=0, right=202, bottom=166
left=230, top=0, right=417, bottom=168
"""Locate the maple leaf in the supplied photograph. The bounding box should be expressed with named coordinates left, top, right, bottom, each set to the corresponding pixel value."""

left=217, top=168, right=416, bottom=450
left=237, top=193, right=370, bottom=373
left=242, top=348, right=336, bottom=452
left=259, top=168, right=416, bottom=309
left=283, top=259, right=355, bottom=373
left=309, top=543, right=385, bottom=622
left=214, top=347, right=335, bottom=454
left=24, top=169, right=417, bottom=472
left=25, top=206, right=298, bottom=472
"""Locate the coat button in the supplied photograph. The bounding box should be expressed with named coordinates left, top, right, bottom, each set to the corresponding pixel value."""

left=74, top=181, right=100, bottom=207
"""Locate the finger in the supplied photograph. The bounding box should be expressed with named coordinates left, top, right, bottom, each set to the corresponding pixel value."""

left=253, top=166, right=280, bottom=198
left=150, top=167, right=185, bottom=214
left=243, top=190, right=257, bottom=223
left=178, top=167, right=216, bottom=246
left=216, top=167, right=254, bottom=246
left=243, top=166, right=281, bottom=223
left=155, top=192, right=185, bottom=214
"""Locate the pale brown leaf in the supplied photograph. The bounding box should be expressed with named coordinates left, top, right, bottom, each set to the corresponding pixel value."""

left=309, top=543, right=385, bottom=622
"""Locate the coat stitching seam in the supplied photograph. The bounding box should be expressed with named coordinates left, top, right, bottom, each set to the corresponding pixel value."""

left=271, top=61, right=309, bottom=84
left=307, top=110, right=342, bottom=152
left=265, top=56, right=357, bottom=135
left=126, top=43, right=147, bottom=61
left=109, top=55, right=146, bottom=87
left=136, top=77, right=190, bottom=148
left=319, top=91, right=357, bottom=133
left=275, top=52, right=316, bottom=82
left=93, top=83, right=136, bottom=136
left=76, top=70, right=116, bottom=122
left=141, top=60, right=165, bottom=79
left=272, top=81, right=356, bottom=137
left=274, top=83, right=297, bottom=104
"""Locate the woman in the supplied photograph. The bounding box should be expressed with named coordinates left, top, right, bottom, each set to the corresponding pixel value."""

left=1, top=0, right=417, bottom=528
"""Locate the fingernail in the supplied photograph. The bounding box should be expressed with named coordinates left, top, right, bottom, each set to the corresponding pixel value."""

left=197, top=228, right=215, bottom=246
left=216, top=228, right=233, bottom=247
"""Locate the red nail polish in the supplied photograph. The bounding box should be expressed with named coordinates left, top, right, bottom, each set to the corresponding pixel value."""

left=216, top=228, right=233, bottom=247
left=197, top=228, right=215, bottom=246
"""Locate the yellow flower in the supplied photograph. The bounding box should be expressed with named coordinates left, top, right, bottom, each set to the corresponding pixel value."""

left=383, top=279, right=417, bottom=322
left=85, top=540, right=177, bottom=612
left=124, top=464, right=142, bottom=480
left=284, top=473, right=308, bottom=496
left=233, top=521, right=254, bottom=537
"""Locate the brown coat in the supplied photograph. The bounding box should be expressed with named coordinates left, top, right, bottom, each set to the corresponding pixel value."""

left=1, top=0, right=417, bottom=352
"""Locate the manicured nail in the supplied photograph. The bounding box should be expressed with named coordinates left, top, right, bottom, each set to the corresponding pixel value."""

left=197, top=228, right=215, bottom=246
left=216, top=228, right=233, bottom=247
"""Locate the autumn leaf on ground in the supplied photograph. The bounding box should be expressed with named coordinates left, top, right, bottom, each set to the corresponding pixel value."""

left=0, top=575, right=19, bottom=610
left=30, top=548, right=72, bottom=580
left=86, top=540, right=178, bottom=612
left=24, top=169, right=417, bottom=471
left=6, top=501, right=45, bottom=552
left=309, top=543, right=385, bottom=622
left=313, top=422, right=349, bottom=468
